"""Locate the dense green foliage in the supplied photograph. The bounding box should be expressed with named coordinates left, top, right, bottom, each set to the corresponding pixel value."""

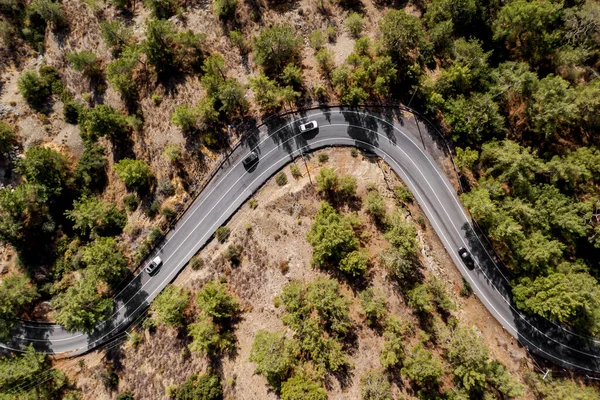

left=306, top=201, right=365, bottom=275
left=0, top=275, right=38, bottom=340
left=280, top=374, right=327, bottom=400
left=188, top=281, right=239, bottom=356
left=66, top=196, right=126, bottom=237
left=276, top=279, right=351, bottom=378
left=171, top=372, right=222, bottom=400
left=114, top=158, right=154, bottom=191
left=249, top=330, right=298, bottom=391
left=150, top=285, right=190, bottom=327
left=252, top=24, right=301, bottom=75
left=360, top=369, right=392, bottom=400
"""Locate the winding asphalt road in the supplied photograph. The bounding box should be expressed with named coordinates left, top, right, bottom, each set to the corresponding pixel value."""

left=4, top=107, right=600, bottom=373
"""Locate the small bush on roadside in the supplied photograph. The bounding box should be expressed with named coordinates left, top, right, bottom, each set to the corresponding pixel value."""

left=275, top=171, right=288, bottom=186
left=290, top=164, right=301, bottom=179
left=215, top=226, right=230, bottom=243
left=318, top=153, right=329, bottom=163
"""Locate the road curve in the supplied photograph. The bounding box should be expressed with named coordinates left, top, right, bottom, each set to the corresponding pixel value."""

left=4, top=107, right=600, bottom=373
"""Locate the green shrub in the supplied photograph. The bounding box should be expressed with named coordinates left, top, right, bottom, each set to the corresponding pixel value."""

left=17, top=70, right=51, bottom=108
left=157, top=179, right=175, bottom=197
left=150, top=285, right=190, bottom=327
left=318, top=153, right=329, bottom=163
left=188, top=313, right=235, bottom=355
left=161, top=206, right=177, bottom=221
left=215, top=226, right=230, bottom=243
left=344, top=12, right=364, bottom=38
left=81, top=104, right=130, bottom=141
left=0, top=122, right=16, bottom=156
left=275, top=171, right=288, bottom=186
left=146, top=200, right=161, bottom=218
left=281, top=374, right=327, bottom=400
left=143, top=0, right=176, bottom=19
left=253, top=24, right=301, bottom=75
left=401, top=343, right=443, bottom=388
left=339, top=174, right=357, bottom=198
left=171, top=104, right=198, bottom=133
left=123, top=195, right=139, bottom=212
left=196, top=280, right=240, bottom=322
left=290, top=164, right=301, bottom=179
left=366, top=190, right=386, bottom=221
left=114, top=158, right=154, bottom=191
left=359, top=288, right=387, bottom=326
left=224, top=244, right=241, bottom=265
left=326, top=25, right=337, bottom=43
left=172, top=373, right=222, bottom=400
left=249, top=330, right=298, bottom=392
left=164, top=143, right=182, bottom=163
left=394, top=184, right=413, bottom=203
left=350, top=148, right=358, bottom=157
left=213, top=0, right=237, bottom=19
left=67, top=50, right=101, bottom=78
left=29, top=0, right=66, bottom=28
left=229, top=30, right=246, bottom=52
left=190, top=256, right=204, bottom=270
left=308, top=30, right=325, bottom=51
left=339, top=249, right=369, bottom=276
left=380, top=316, right=406, bottom=369
left=360, top=369, right=392, bottom=400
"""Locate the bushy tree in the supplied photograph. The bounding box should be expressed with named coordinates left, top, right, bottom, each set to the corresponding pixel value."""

left=66, top=197, right=126, bottom=237
left=29, top=0, right=66, bottom=28
left=171, top=104, right=198, bottom=133
left=196, top=281, right=240, bottom=323
left=80, top=104, right=131, bottom=142
left=114, top=158, right=154, bottom=191
left=0, top=275, right=38, bottom=340
left=529, top=74, right=578, bottom=139
left=513, top=272, right=600, bottom=333
left=280, top=374, right=327, bottom=400
left=0, top=122, right=16, bottom=157
left=143, top=18, right=177, bottom=75
left=339, top=249, right=369, bottom=276
left=0, top=184, right=52, bottom=248
left=444, top=93, right=505, bottom=145
left=53, top=278, right=114, bottom=332
left=213, top=0, right=236, bottom=19
left=172, top=372, right=222, bottom=400
left=73, top=142, right=107, bottom=193
left=249, top=330, right=298, bottom=391
left=380, top=247, right=418, bottom=283
left=82, top=237, right=129, bottom=286
left=378, top=10, right=428, bottom=72
left=344, top=12, right=364, bottom=38
left=188, top=313, right=235, bottom=355
left=0, top=345, right=66, bottom=397
left=366, top=190, right=385, bottom=221
left=151, top=285, right=190, bottom=327
left=384, top=211, right=418, bottom=258
left=17, top=70, right=51, bottom=109
left=401, top=343, right=443, bottom=388
left=67, top=50, right=101, bottom=78
left=253, top=24, right=301, bottom=75
left=106, top=47, right=140, bottom=100
left=493, top=0, right=562, bottom=64
left=100, top=20, right=133, bottom=53
left=359, top=288, right=387, bottom=326
left=360, top=369, right=392, bottom=400
left=16, top=146, right=71, bottom=200
left=306, top=201, right=359, bottom=267
left=380, top=316, right=406, bottom=369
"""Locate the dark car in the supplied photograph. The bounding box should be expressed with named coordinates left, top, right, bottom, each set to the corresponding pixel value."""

left=458, top=247, right=475, bottom=269
left=243, top=151, right=259, bottom=168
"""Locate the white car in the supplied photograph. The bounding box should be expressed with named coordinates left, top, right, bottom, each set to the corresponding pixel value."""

left=299, top=120, right=318, bottom=132
left=146, top=255, right=163, bottom=275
